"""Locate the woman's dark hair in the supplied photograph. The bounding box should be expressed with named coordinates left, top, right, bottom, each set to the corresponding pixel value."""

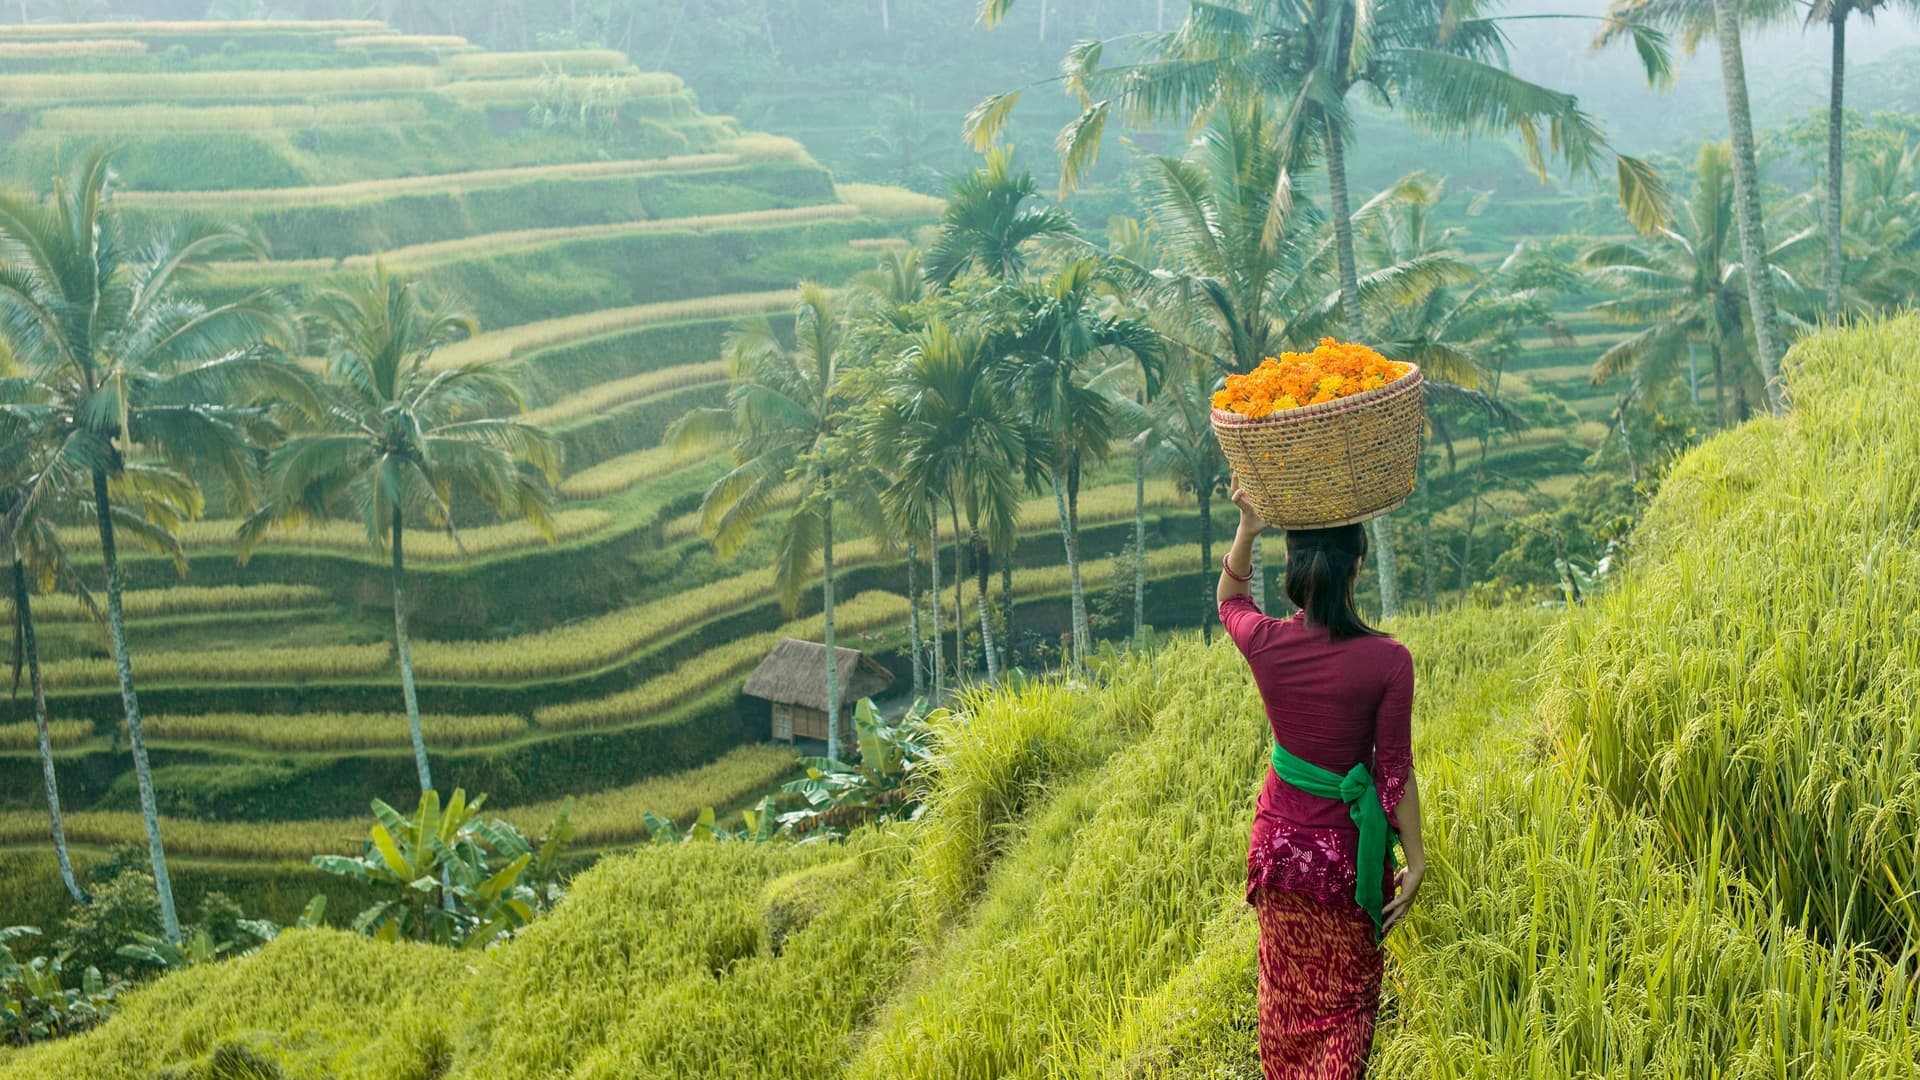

left=1284, top=524, right=1386, bottom=641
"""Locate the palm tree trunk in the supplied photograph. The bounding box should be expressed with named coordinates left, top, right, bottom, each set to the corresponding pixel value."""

left=13, top=559, right=86, bottom=905
left=1051, top=475, right=1088, bottom=670
left=1323, top=121, right=1362, bottom=331
left=1712, top=0, right=1788, bottom=413
left=1825, top=12, right=1847, bottom=321
left=1418, top=468, right=1437, bottom=611
left=906, top=541, right=924, bottom=699
left=1000, top=553, right=1014, bottom=672
left=822, top=490, right=841, bottom=762
left=93, top=470, right=178, bottom=943
left=1038, top=0, right=1048, bottom=40
left=391, top=506, right=431, bottom=794
left=1199, top=489, right=1214, bottom=645
left=1133, top=443, right=1146, bottom=647
left=950, top=498, right=964, bottom=677
left=880, top=0, right=890, bottom=33
left=928, top=521, right=943, bottom=699
left=1711, top=340, right=1729, bottom=428
left=973, top=531, right=997, bottom=682
left=1369, top=517, right=1401, bottom=619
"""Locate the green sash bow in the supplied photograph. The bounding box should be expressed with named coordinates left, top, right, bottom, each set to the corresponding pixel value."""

left=1268, top=741, right=1399, bottom=942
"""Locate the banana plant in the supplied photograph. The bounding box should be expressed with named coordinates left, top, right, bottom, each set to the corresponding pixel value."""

left=116, top=895, right=328, bottom=975
left=779, top=698, right=941, bottom=836
left=315, top=789, right=569, bottom=950
left=2, top=926, right=116, bottom=1046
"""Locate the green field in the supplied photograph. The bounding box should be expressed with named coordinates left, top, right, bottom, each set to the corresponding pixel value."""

left=3, top=318, right=1913, bottom=1077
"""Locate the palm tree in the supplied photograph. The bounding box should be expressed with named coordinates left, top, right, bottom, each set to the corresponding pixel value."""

left=924, top=147, right=1077, bottom=288
left=242, top=268, right=558, bottom=792
left=0, top=150, right=297, bottom=943
left=976, top=0, right=1669, bottom=323
left=1831, top=136, right=1920, bottom=315
left=865, top=320, right=1025, bottom=685
left=669, top=285, right=879, bottom=761
left=1582, top=143, right=1760, bottom=426
left=1597, top=0, right=1792, bottom=412
left=997, top=258, right=1162, bottom=670
left=1142, top=353, right=1231, bottom=642
left=1, top=434, right=196, bottom=907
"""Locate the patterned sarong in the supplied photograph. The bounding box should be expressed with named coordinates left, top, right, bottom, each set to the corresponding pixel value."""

left=1253, top=887, right=1383, bottom=1079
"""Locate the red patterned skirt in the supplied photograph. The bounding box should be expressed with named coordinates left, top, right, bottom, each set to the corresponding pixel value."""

left=1253, top=886, right=1383, bottom=1079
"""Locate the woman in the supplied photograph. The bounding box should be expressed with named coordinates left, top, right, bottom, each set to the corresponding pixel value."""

left=1217, top=481, right=1425, bottom=1079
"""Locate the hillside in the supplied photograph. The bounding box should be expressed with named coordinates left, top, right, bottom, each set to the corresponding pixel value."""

left=6, top=317, right=1914, bottom=1077
left=0, top=19, right=954, bottom=921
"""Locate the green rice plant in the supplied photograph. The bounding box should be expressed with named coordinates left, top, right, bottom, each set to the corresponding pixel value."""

left=438, top=74, right=685, bottom=108
left=59, top=508, right=610, bottom=562
left=116, top=152, right=743, bottom=210
left=833, top=183, right=946, bottom=219
left=39, top=643, right=392, bottom=691
left=0, top=19, right=385, bottom=38
left=532, top=361, right=726, bottom=430
left=0, top=584, right=328, bottom=624
left=0, top=720, right=91, bottom=751
left=0, top=66, right=439, bottom=101
left=34, top=100, right=431, bottom=134
left=141, top=712, right=526, bottom=752
left=0, top=809, right=364, bottom=861
left=531, top=592, right=910, bottom=731
left=501, top=744, right=799, bottom=845
left=213, top=204, right=860, bottom=281
left=0, top=39, right=146, bottom=57
left=847, top=236, right=911, bottom=251
left=335, top=34, right=472, bottom=50
left=443, top=49, right=635, bottom=78
left=560, top=443, right=701, bottom=500
left=431, top=291, right=797, bottom=369
left=1543, top=314, right=1920, bottom=954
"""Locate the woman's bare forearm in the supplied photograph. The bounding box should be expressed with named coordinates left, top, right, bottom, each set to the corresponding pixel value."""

left=1394, top=771, right=1425, bottom=869
left=1217, top=523, right=1259, bottom=606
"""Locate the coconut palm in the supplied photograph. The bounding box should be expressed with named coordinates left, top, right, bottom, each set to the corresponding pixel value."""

left=996, top=258, right=1162, bottom=670
left=924, top=147, right=1078, bottom=288
left=1597, top=0, right=1793, bottom=412
left=865, top=320, right=1026, bottom=685
left=1, top=433, right=197, bottom=907
left=1832, top=136, right=1920, bottom=314
left=1143, top=352, right=1231, bottom=641
left=0, top=149, right=298, bottom=943
left=669, top=285, right=880, bottom=761
left=975, top=0, right=1670, bottom=326
left=241, top=268, right=558, bottom=793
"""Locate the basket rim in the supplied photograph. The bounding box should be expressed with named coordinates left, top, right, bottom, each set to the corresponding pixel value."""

left=1210, top=363, right=1423, bottom=427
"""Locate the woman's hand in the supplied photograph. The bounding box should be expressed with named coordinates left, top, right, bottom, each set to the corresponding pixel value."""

left=1229, top=476, right=1269, bottom=537
left=1381, top=858, right=1424, bottom=936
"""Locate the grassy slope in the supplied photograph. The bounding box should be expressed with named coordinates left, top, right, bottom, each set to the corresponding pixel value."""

left=8, top=319, right=1916, bottom=1078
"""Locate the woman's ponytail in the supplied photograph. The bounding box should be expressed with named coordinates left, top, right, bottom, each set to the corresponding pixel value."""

left=1283, top=524, right=1385, bottom=640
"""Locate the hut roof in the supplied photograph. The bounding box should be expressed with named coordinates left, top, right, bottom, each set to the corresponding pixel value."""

left=742, top=638, right=894, bottom=712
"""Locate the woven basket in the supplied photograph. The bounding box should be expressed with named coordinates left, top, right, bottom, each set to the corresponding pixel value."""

left=1211, top=365, right=1424, bottom=529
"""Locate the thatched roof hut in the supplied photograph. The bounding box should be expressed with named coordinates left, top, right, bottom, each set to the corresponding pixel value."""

left=744, top=638, right=894, bottom=743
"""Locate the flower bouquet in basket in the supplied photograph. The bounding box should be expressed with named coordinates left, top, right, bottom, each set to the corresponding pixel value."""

left=1210, top=339, right=1424, bottom=530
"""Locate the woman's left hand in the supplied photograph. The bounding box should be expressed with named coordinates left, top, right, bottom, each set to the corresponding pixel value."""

left=1381, top=860, right=1423, bottom=935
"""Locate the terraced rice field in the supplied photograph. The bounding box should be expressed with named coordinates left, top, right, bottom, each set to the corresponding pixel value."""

left=0, top=25, right=1633, bottom=919
left=0, top=21, right=950, bottom=898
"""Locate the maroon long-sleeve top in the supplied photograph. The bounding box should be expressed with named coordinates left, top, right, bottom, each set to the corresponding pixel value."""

left=1219, top=594, right=1414, bottom=914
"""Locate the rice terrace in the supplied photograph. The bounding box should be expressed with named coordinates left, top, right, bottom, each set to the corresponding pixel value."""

left=0, top=2, right=1916, bottom=1077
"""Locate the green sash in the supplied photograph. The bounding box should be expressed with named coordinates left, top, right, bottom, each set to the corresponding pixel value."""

left=1268, top=741, right=1399, bottom=942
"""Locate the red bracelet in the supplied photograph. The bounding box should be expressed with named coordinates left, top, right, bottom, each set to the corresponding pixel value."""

left=1222, top=553, right=1252, bottom=582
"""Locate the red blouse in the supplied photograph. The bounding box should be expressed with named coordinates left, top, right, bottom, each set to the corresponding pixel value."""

left=1219, top=594, right=1414, bottom=914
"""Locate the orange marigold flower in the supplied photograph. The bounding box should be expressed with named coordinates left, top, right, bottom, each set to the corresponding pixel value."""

left=1211, top=339, right=1409, bottom=418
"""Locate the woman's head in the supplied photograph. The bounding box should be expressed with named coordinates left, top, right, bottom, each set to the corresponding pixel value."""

left=1284, top=524, right=1385, bottom=641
